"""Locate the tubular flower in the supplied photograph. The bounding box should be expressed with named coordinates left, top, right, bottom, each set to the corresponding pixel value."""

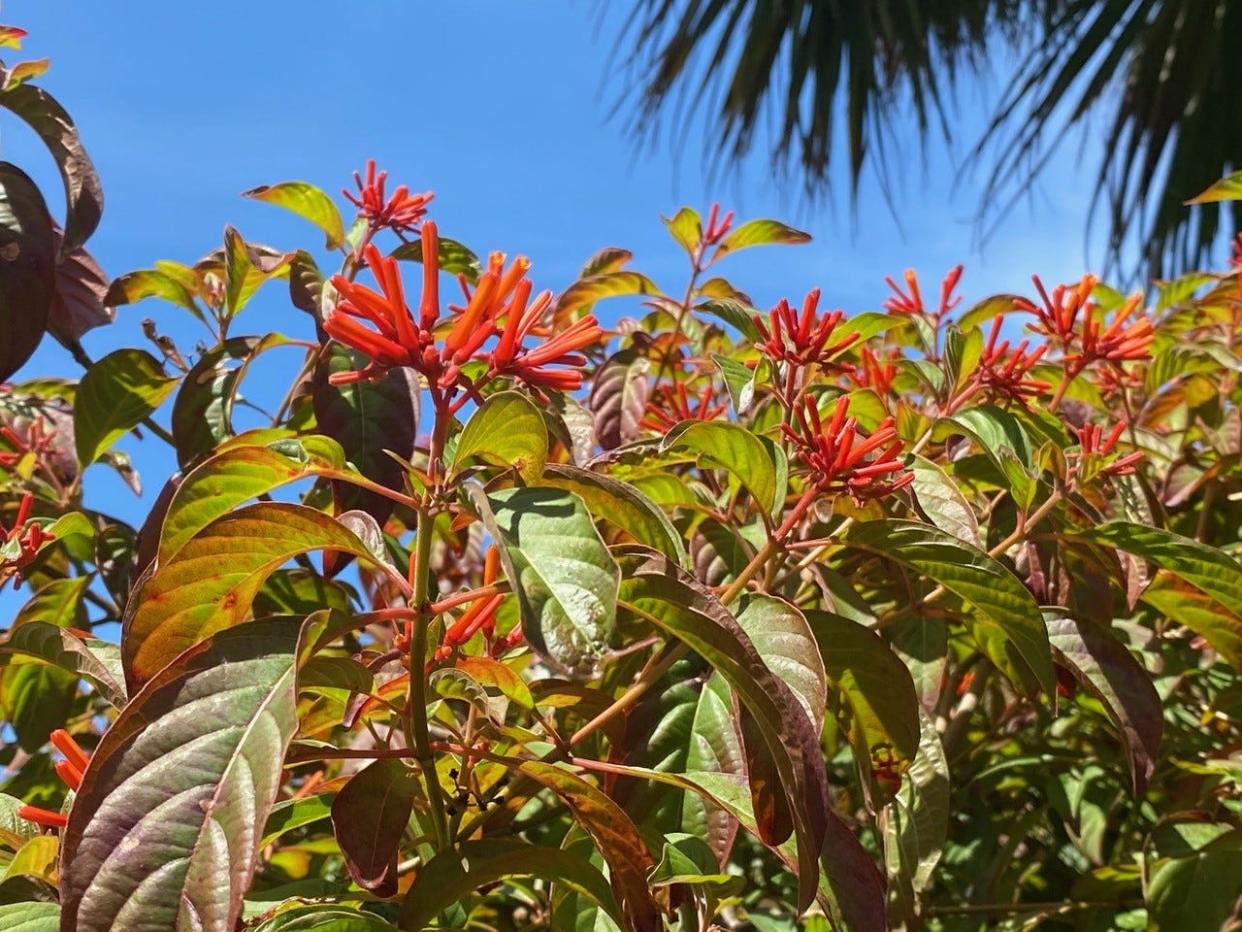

left=972, top=316, right=1051, bottom=405
left=1017, top=275, right=1154, bottom=366
left=326, top=241, right=426, bottom=374
left=1, top=492, right=52, bottom=590
left=884, top=264, right=964, bottom=319
left=1071, top=421, right=1145, bottom=480
left=702, top=202, right=735, bottom=248
left=848, top=347, right=900, bottom=396
left=0, top=426, right=27, bottom=468
left=753, top=289, right=858, bottom=368
left=487, top=274, right=602, bottom=393
left=431, top=548, right=503, bottom=664
left=18, top=728, right=89, bottom=831
left=782, top=395, right=913, bottom=502
left=344, top=160, right=433, bottom=234
left=641, top=381, right=726, bottom=433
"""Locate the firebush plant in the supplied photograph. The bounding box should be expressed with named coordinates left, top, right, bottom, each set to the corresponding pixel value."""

left=3, top=28, right=1242, bottom=932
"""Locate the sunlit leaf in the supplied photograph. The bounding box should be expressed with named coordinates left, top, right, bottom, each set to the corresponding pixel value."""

left=663, top=419, right=783, bottom=518
left=713, top=218, right=811, bottom=257
left=451, top=390, right=547, bottom=484
left=73, top=348, right=177, bottom=465
left=243, top=181, right=345, bottom=250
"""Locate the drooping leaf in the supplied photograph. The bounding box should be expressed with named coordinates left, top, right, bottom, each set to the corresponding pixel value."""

left=588, top=348, right=650, bottom=450
left=663, top=419, right=783, bottom=518
left=713, top=218, right=811, bottom=257
left=49, top=239, right=111, bottom=340
left=222, top=226, right=291, bottom=317
left=330, top=758, right=420, bottom=897
left=0, top=621, right=126, bottom=708
left=243, top=181, right=345, bottom=250
left=614, top=550, right=828, bottom=910
left=1045, top=614, right=1162, bottom=793
left=519, top=762, right=660, bottom=931
left=0, top=83, right=102, bottom=253
left=450, top=390, right=547, bottom=484
left=58, top=621, right=303, bottom=932
left=123, top=502, right=386, bottom=687
left=882, top=708, right=949, bottom=914
left=0, top=162, right=56, bottom=382
left=737, top=595, right=827, bottom=734
left=844, top=520, right=1055, bottom=697
left=399, top=838, right=622, bottom=930
left=557, top=270, right=660, bottom=316
left=312, top=344, right=419, bottom=526
left=480, top=487, right=619, bottom=676
left=805, top=611, right=920, bottom=769
left=540, top=462, right=686, bottom=565
left=73, top=348, right=177, bottom=465
left=910, top=455, right=980, bottom=546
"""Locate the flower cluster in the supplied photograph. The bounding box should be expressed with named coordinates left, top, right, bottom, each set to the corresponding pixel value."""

left=753, top=289, right=858, bottom=368
left=1071, top=421, right=1144, bottom=481
left=849, top=346, right=900, bottom=396
left=970, top=315, right=1050, bottom=406
left=18, top=728, right=89, bottom=830
left=782, top=395, right=912, bottom=502
left=641, top=381, right=725, bottom=433
left=325, top=222, right=603, bottom=395
left=701, top=202, right=735, bottom=249
left=1, top=492, right=52, bottom=589
left=344, top=160, right=433, bottom=235
left=1018, top=275, right=1154, bottom=367
left=884, top=264, right=964, bottom=319
left=0, top=417, right=55, bottom=470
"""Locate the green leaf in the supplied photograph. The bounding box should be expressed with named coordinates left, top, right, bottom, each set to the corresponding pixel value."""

left=13, top=575, right=89, bottom=629
left=104, top=267, right=202, bottom=319
left=158, top=435, right=348, bottom=563
left=451, top=390, right=547, bottom=483
left=882, top=708, right=949, bottom=910
left=399, top=838, right=622, bottom=930
left=331, top=758, right=420, bottom=897
left=1045, top=614, right=1162, bottom=793
left=390, top=234, right=482, bottom=284
left=1081, top=522, right=1242, bottom=617
left=261, top=794, right=333, bottom=847
left=0, top=84, right=102, bottom=253
left=540, top=462, right=686, bottom=566
left=696, top=297, right=764, bottom=343
left=805, top=611, right=920, bottom=768
left=1148, top=828, right=1242, bottom=932
left=0, top=162, right=56, bottom=382
left=663, top=206, right=701, bottom=254
left=481, top=487, right=619, bottom=677
left=0, top=621, right=127, bottom=707
left=1141, top=573, right=1242, bottom=672
left=663, top=420, right=782, bottom=518
left=936, top=405, right=1038, bottom=506
left=844, top=520, right=1054, bottom=698
left=243, top=181, right=345, bottom=250
left=556, top=271, right=660, bottom=316
left=171, top=334, right=290, bottom=468
left=909, top=456, right=980, bottom=546
left=712, top=353, right=767, bottom=415
left=519, top=762, right=660, bottom=931
left=0, top=902, right=59, bottom=931
left=73, top=348, right=177, bottom=465
left=0, top=657, right=77, bottom=751
left=1185, top=170, right=1242, bottom=204
left=59, top=621, right=304, bottom=932
left=713, top=218, right=811, bottom=257
left=124, top=502, right=386, bottom=687
left=737, top=596, right=827, bottom=734
left=614, top=551, right=827, bottom=910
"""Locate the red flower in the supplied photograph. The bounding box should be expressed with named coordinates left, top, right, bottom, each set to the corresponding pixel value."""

left=1017, top=275, right=1153, bottom=366
left=848, top=347, right=900, bottom=396
left=973, top=315, right=1050, bottom=406
left=1, top=492, right=53, bottom=590
left=702, top=202, right=734, bottom=247
left=884, top=265, right=964, bottom=319
left=753, top=289, right=858, bottom=368
left=344, top=160, right=433, bottom=234
left=782, top=395, right=913, bottom=502
left=1072, top=421, right=1144, bottom=479
left=18, top=729, right=89, bottom=831
left=0, top=426, right=27, bottom=468
left=641, top=382, right=726, bottom=433
left=487, top=279, right=602, bottom=393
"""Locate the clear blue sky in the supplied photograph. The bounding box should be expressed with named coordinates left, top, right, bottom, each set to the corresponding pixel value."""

left=1, top=2, right=1127, bottom=616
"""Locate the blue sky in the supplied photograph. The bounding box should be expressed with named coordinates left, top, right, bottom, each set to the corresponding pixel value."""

left=2, top=2, right=1123, bottom=617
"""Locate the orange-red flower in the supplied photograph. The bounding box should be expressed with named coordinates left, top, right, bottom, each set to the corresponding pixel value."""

left=973, top=315, right=1050, bottom=406
left=782, top=395, right=912, bottom=502
left=702, top=202, right=734, bottom=248
left=849, top=347, right=900, bottom=396
left=753, top=289, right=858, bottom=368
left=18, top=729, right=89, bottom=831
left=1, top=492, right=52, bottom=590
left=641, top=381, right=726, bottom=433
left=1072, top=421, right=1144, bottom=479
left=1017, top=275, right=1153, bottom=366
left=884, top=264, right=964, bottom=319
left=344, top=160, right=433, bottom=234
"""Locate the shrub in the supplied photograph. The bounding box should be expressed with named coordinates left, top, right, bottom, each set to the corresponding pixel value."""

left=2, top=27, right=1242, bottom=932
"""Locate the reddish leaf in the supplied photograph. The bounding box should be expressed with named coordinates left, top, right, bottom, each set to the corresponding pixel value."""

left=330, top=758, right=419, bottom=897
